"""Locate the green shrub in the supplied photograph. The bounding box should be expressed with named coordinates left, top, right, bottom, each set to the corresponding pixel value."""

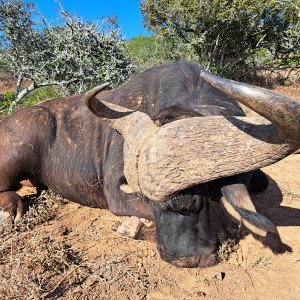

left=0, top=101, right=10, bottom=116
left=0, top=91, right=16, bottom=116
left=3, top=91, right=16, bottom=101
left=126, top=35, right=170, bottom=70
left=141, top=0, right=300, bottom=79
left=0, top=86, right=62, bottom=116
left=21, top=86, right=62, bottom=107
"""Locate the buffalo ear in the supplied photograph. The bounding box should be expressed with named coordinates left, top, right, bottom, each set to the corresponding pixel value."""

left=221, top=184, right=276, bottom=237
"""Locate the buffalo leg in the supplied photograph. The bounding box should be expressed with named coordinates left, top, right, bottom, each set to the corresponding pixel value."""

left=104, top=177, right=154, bottom=239
left=0, top=191, right=26, bottom=227
left=0, top=153, right=28, bottom=227
left=102, top=166, right=152, bottom=218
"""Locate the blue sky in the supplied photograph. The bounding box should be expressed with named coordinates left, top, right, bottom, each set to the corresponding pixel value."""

left=32, top=0, right=152, bottom=40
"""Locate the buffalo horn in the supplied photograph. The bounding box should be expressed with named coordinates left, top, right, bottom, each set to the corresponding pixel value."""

left=221, top=183, right=276, bottom=236
left=200, top=71, right=300, bottom=141
left=84, top=80, right=300, bottom=202
left=84, top=84, right=158, bottom=194
left=135, top=75, right=300, bottom=200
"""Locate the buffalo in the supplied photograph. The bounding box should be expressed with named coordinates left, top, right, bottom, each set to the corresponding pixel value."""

left=0, top=61, right=299, bottom=267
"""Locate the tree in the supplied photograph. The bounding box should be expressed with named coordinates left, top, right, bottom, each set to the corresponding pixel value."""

left=0, top=0, right=136, bottom=109
left=126, top=35, right=171, bottom=70
left=140, top=0, right=300, bottom=80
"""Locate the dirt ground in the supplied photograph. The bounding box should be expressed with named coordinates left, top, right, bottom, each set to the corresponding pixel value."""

left=1, top=156, right=298, bottom=300
left=0, top=74, right=299, bottom=300
left=0, top=72, right=16, bottom=94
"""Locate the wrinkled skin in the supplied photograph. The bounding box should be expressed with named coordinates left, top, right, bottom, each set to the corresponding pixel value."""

left=0, top=61, right=269, bottom=267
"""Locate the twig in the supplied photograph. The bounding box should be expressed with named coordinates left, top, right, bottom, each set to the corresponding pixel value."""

left=44, top=265, right=81, bottom=297
left=243, top=268, right=255, bottom=290
left=108, top=272, right=126, bottom=288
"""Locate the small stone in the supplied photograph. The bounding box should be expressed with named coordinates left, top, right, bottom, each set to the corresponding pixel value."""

left=116, top=216, right=143, bottom=238
left=292, top=258, right=300, bottom=263
left=213, top=272, right=225, bottom=281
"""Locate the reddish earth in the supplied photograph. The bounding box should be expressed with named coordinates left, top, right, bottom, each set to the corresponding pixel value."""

left=0, top=72, right=15, bottom=95
left=9, top=154, right=300, bottom=300
left=0, top=72, right=299, bottom=299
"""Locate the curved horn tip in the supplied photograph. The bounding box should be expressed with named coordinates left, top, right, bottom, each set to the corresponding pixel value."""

left=84, top=82, right=110, bottom=107
left=200, top=70, right=300, bottom=142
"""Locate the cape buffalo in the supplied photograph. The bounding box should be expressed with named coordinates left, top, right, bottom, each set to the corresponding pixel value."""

left=1, top=61, right=299, bottom=267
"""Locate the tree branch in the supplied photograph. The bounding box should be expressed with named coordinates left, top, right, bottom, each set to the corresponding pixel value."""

left=9, top=79, right=78, bottom=111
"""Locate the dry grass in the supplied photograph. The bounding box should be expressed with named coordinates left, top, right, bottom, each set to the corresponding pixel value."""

left=0, top=191, right=84, bottom=300
left=1, top=190, right=65, bottom=237
left=68, top=256, right=150, bottom=300
left=0, top=232, right=83, bottom=300
left=218, top=239, right=237, bottom=262
left=0, top=191, right=151, bottom=300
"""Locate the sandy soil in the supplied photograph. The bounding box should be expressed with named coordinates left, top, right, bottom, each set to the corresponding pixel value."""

left=0, top=73, right=299, bottom=300
left=3, top=154, right=298, bottom=300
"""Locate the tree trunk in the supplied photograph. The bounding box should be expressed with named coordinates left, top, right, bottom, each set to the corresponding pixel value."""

left=10, top=83, right=36, bottom=111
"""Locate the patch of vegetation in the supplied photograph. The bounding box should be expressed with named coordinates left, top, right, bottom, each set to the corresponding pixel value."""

left=0, top=86, right=63, bottom=116
left=218, top=239, right=236, bottom=262
left=0, top=91, right=16, bottom=115
left=126, top=35, right=170, bottom=70
left=0, top=189, right=150, bottom=299
left=0, top=232, right=84, bottom=299
left=69, top=256, right=150, bottom=300
left=0, top=190, right=64, bottom=237
left=140, top=0, right=300, bottom=81
left=0, top=190, right=84, bottom=300
left=21, top=86, right=62, bottom=107
left=2, top=90, right=16, bottom=101
left=0, top=0, right=136, bottom=110
left=0, top=100, right=9, bottom=116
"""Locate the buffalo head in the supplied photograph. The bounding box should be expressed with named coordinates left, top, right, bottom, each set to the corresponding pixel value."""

left=83, top=70, right=300, bottom=267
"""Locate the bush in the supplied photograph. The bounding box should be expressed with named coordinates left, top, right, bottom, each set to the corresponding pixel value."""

left=126, top=35, right=170, bottom=70
left=0, top=86, right=62, bottom=116
left=21, top=86, right=62, bottom=107
left=2, top=91, right=15, bottom=101
left=0, top=1, right=136, bottom=110
left=140, top=0, right=300, bottom=80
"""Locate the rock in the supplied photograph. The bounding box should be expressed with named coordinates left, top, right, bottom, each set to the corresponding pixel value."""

left=116, top=216, right=143, bottom=239
left=213, top=272, right=225, bottom=281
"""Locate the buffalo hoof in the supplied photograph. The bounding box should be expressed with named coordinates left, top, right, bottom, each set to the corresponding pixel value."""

left=0, top=210, right=13, bottom=233
left=0, top=191, right=26, bottom=231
